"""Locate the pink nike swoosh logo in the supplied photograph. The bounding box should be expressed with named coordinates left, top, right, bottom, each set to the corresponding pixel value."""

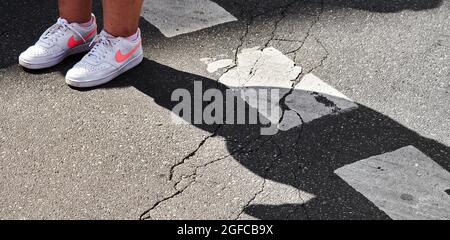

left=67, top=28, right=97, bottom=48
left=115, top=40, right=142, bottom=63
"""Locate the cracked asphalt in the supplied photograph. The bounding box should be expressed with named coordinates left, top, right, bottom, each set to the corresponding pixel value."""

left=0, top=0, right=449, bottom=219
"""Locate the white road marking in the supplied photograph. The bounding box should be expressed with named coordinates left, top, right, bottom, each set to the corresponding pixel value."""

left=280, top=73, right=358, bottom=130
left=296, top=73, right=352, bottom=101
left=205, top=59, right=234, bottom=73
left=335, top=146, right=450, bottom=220
left=215, top=47, right=301, bottom=125
left=218, top=47, right=301, bottom=89
left=201, top=47, right=357, bottom=130
left=142, top=0, right=237, bottom=37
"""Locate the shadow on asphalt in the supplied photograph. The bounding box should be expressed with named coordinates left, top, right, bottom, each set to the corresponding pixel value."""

left=213, top=0, right=444, bottom=14
left=18, top=56, right=450, bottom=219
left=3, top=0, right=449, bottom=219
left=99, top=58, right=449, bottom=220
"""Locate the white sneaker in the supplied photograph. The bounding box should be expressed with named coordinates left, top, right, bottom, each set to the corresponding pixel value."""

left=65, top=30, right=144, bottom=88
left=19, top=16, right=97, bottom=69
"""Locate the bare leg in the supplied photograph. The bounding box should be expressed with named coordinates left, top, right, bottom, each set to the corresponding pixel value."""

left=59, top=0, right=92, bottom=23
left=102, top=0, right=144, bottom=37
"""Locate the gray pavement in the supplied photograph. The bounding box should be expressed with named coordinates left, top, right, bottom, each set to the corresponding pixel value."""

left=0, top=0, right=449, bottom=219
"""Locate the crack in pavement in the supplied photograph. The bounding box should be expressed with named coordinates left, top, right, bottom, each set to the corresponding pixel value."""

left=272, top=38, right=304, bottom=43
left=140, top=134, right=270, bottom=220
left=292, top=165, right=311, bottom=220
left=140, top=126, right=221, bottom=220
left=263, top=7, right=290, bottom=48
left=140, top=0, right=327, bottom=220
left=275, top=0, right=326, bottom=132
left=172, top=135, right=270, bottom=192
left=168, top=125, right=222, bottom=182
left=236, top=178, right=267, bottom=219
left=232, top=0, right=305, bottom=65
left=277, top=0, right=329, bottom=134
left=286, top=0, right=325, bottom=64
left=251, top=4, right=332, bottom=219
left=139, top=190, right=184, bottom=220
left=235, top=138, right=281, bottom=219
left=239, top=53, right=267, bottom=87
left=306, top=36, right=330, bottom=74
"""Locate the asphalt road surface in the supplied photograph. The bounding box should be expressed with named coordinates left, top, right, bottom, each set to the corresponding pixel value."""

left=0, top=0, right=449, bottom=219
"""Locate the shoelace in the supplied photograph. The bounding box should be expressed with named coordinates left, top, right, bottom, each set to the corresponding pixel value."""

left=85, top=33, right=116, bottom=64
left=39, top=18, right=86, bottom=46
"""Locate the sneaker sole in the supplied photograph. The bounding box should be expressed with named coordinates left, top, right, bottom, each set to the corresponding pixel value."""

left=19, top=42, right=92, bottom=70
left=65, top=53, right=144, bottom=88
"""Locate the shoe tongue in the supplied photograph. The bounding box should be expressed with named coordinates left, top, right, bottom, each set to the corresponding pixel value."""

left=58, top=18, right=69, bottom=24
left=39, top=19, right=68, bottom=46
left=85, top=31, right=115, bottom=64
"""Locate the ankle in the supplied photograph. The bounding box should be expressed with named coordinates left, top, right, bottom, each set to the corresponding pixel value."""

left=60, top=14, right=94, bottom=26
left=103, top=27, right=139, bottom=39
left=126, top=30, right=140, bottom=41
left=103, top=29, right=140, bottom=41
left=79, top=15, right=95, bottom=27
